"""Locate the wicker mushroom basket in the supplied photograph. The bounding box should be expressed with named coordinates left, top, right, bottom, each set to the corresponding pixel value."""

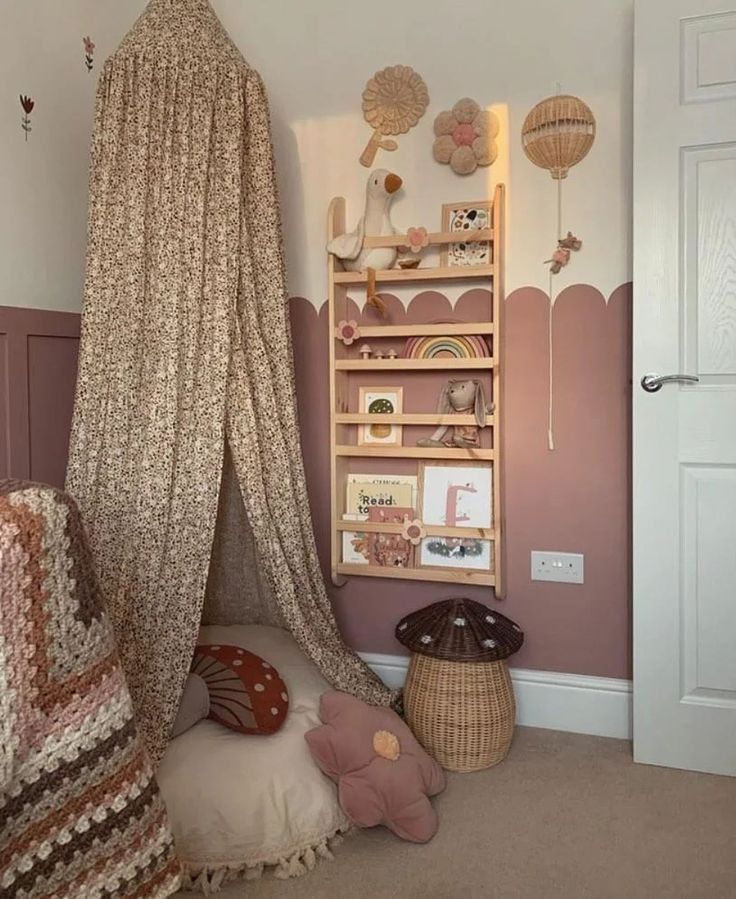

left=396, top=598, right=524, bottom=772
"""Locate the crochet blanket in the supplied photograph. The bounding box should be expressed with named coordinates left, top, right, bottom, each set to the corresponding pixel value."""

left=0, top=481, right=181, bottom=898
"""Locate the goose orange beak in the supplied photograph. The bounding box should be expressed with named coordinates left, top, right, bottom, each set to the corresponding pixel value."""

left=385, top=173, right=402, bottom=194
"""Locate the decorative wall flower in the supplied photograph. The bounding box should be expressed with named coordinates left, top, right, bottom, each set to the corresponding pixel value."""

left=406, top=226, right=429, bottom=254
left=83, top=36, right=96, bottom=72
left=335, top=320, right=360, bottom=345
left=20, top=95, right=34, bottom=141
left=401, top=518, right=426, bottom=546
left=433, top=98, right=499, bottom=176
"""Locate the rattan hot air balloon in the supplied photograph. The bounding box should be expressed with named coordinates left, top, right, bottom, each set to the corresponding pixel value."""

left=520, top=92, right=596, bottom=453
left=521, top=94, right=596, bottom=179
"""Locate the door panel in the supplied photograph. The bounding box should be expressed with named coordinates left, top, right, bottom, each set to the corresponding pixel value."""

left=633, top=0, right=736, bottom=774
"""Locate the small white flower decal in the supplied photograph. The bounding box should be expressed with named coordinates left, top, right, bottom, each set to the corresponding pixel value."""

left=485, top=615, right=496, bottom=624
left=482, top=639, right=496, bottom=649
left=270, top=707, right=279, bottom=716
left=254, top=683, right=265, bottom=692
left=281, top=692, right=288, bottom=702
left=453, top=617, right=466, bottom=626
left=420, top=634, right=432, bottom=644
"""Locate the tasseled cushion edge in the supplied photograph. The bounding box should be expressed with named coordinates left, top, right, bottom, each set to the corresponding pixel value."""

left=180, top=826, right=351, bottom=894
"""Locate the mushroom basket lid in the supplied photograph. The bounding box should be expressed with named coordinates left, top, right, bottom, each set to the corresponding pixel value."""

left=395, top=598, right=524, bottom=662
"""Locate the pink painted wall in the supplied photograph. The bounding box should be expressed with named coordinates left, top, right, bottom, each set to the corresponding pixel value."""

left=2, top=288, right=631, bottom=680
left=0, top=305, right=80, bottom=488
left=290, top=284, right=632, bottom=679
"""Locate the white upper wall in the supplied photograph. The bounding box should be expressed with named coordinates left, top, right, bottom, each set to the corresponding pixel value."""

left=0, top=0, right=633, bottom=313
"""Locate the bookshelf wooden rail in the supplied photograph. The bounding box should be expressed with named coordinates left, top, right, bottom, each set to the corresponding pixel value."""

left=327, top=185, right=505, bottom=595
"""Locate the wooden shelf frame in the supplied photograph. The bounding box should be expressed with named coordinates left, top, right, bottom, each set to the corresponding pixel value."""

left=336, top=564, right=495, bottom=587
left=335, top=358, right=493, bottom=371
left=336, top=413, right=495, bottom=426
left=327, top=186, right=506, bottom=595
left=336, top=521, right=495, bottom=540
left=335, top=445, right=494, bottom=460
left=333, top=265, right=493, bottom=285
left=357, top=323, right=493, bottom=338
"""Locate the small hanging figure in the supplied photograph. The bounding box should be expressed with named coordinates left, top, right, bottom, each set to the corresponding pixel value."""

left=545, top=231, right=582, bottom=274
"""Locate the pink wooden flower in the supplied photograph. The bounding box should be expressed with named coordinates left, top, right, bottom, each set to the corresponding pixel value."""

left=406, top=227, right=429, bottom=254
left=83, top=36, right=96, bottom=55
left=401, top=518, right=426, bottom=546
left=335, top=320, right=360, bottom=346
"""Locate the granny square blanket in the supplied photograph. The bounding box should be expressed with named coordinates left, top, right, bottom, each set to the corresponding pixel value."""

left=0, top=481, right=181, bottom=898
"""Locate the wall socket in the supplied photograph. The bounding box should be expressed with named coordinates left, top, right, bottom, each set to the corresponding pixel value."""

left=531, top=551, right=584, bottom=584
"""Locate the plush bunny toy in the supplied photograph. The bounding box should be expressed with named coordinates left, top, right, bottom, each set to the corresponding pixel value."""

left=417, top=379, right=491, bottom=448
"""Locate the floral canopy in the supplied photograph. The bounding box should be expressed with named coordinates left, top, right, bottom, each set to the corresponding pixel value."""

left=67, top=0, right=394, bottom=764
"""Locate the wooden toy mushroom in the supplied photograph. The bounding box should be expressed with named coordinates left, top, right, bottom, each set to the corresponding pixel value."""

left=396, top=598, right=524, bottom=771
left=374, top=348, right=385, bottom=359
left=387, top=348, right=398, bottom=360
left=359, top=344, right=373, bottom=359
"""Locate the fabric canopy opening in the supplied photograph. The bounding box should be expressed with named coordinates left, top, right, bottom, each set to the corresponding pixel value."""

left=66, top=0, right=396, bottom=764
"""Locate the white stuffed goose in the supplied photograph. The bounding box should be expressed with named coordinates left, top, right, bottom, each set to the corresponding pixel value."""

left=327, top=169, right=402, bottom=272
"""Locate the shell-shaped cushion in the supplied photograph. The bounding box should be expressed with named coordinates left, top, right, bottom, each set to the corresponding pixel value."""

left=192, top=644, right=289, bottom=735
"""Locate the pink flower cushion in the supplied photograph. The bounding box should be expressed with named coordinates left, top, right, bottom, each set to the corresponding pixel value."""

left=305, top=691, right=446, bottom=843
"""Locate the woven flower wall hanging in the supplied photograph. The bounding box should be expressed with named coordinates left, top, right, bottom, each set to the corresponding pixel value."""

left=433, top=98, right=499, bottom=175
left=360, top=65, right=429, bottom=167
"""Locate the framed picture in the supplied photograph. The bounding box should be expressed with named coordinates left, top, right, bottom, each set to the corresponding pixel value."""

left=419, top=537, right=493, bottom=572
left=441, top=201, right=493, bottom=267
left=342, top=531, right=371, bottom=565
left=358, top=386, right=403, bottom=446
left=419, top=461, right=493, bottom=529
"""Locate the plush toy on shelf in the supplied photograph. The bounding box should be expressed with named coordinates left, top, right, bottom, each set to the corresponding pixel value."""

left=326, top=169, right=402, bottom=272
left=417, top=379, right=491, bottom=449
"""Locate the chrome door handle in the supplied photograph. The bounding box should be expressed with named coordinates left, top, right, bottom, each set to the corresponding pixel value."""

left=640, top=372, right=700, bottom=393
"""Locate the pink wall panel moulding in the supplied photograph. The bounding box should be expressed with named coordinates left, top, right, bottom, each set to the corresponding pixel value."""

left=0, top=305, right=80, bottom=488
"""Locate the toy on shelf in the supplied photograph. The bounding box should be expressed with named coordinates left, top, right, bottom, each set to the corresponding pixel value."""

left=326, top=169, right=402, bottom=273
left=359, top=344, right=373, bottom=360
left=417, top=379, right=491, bottom=449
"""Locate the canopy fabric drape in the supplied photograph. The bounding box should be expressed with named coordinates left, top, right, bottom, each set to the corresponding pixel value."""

left=66, top=0, right=395, bottom=765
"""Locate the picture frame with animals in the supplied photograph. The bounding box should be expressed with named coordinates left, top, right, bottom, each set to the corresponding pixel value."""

left=441, top=200, right=493, bottom=267
left=418, top=536, right=494, bottom=572
left=358, top=386, right=403, bottom=446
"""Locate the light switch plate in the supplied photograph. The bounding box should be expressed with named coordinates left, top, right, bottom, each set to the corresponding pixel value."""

left=531, top=551, right=584, bottom=584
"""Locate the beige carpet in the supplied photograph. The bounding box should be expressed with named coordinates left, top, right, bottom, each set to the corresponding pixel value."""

left=176, top=727, right=736, bottom=899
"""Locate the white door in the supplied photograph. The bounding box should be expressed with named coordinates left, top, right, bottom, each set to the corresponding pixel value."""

left=633, top=0, right=736, bottom=775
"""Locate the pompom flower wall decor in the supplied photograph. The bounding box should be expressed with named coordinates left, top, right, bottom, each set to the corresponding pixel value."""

left=360, top=65, right=429, bottom=167
left=433, top=98, right=499, bottom=175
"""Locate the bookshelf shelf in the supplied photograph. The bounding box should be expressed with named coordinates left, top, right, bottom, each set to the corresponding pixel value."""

left=327, top=185, right=505, bottom=594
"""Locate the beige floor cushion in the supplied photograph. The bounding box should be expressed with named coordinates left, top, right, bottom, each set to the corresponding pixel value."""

left=157, top=625, right=349, bottom=893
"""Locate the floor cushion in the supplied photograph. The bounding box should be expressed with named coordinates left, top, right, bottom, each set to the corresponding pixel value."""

left=306, top=691, right=446, bottom=843
left=191, top=644, right=289, bottom=735
left=156, top=625, right=349, bottom=892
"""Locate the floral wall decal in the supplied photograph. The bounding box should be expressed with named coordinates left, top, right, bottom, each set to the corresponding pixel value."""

left=433, top=98, right=499, bottom=175
left=83, top=36, right=95, bottom=72
left=20, top=95, right=34, bottom=141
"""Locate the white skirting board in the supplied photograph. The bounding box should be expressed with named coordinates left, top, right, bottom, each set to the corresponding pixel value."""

left=360, top=653, right=632, bottom=741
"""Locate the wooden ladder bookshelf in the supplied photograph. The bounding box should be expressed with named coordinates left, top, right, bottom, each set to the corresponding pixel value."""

left=327, top=185, right=505, bottom=595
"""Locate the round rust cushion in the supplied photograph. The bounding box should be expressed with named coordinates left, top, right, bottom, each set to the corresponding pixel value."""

left=192, top=644, right=289, bottom=735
